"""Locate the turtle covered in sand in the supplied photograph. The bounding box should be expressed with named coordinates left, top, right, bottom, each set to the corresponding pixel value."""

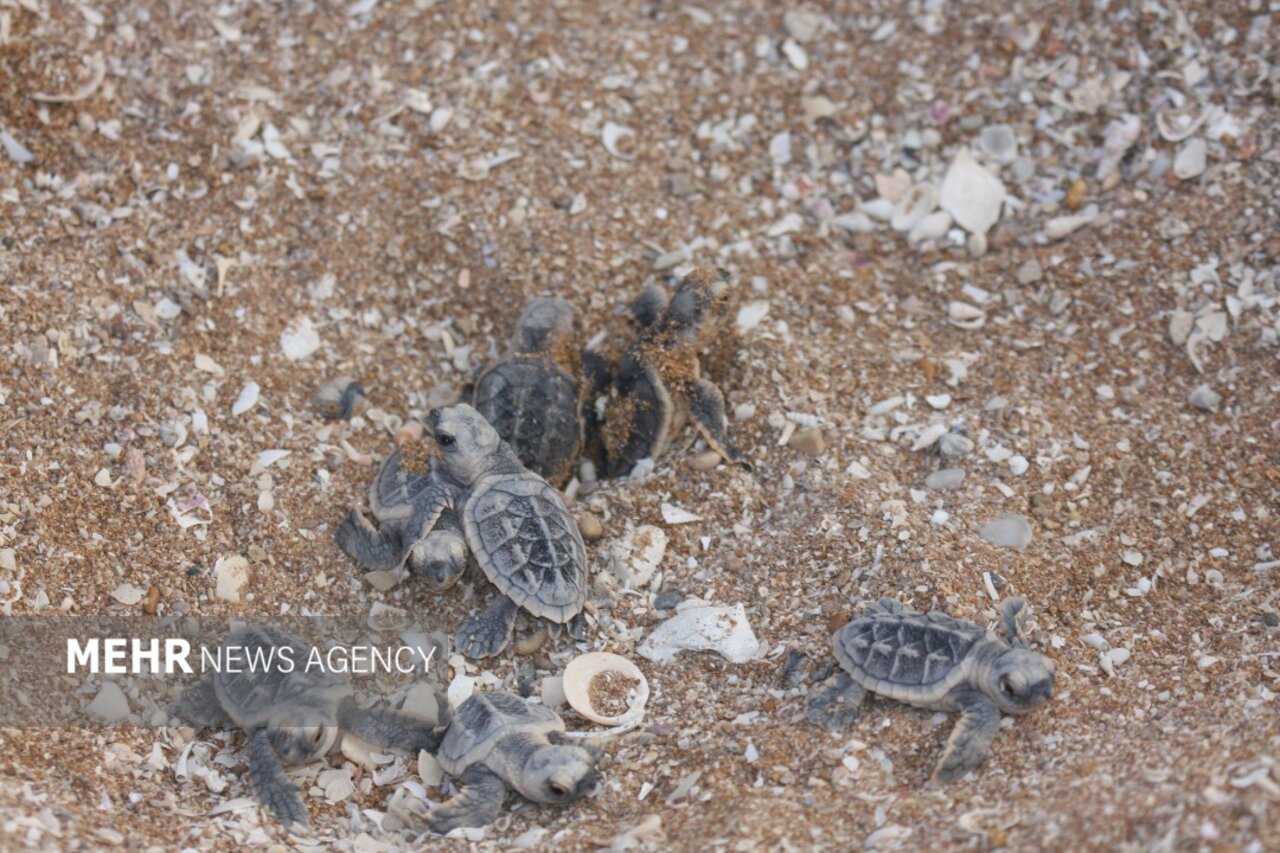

left=602, top=267, right=750, bottom=477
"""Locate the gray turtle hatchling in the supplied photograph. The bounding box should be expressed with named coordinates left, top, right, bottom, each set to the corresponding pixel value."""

left=178, top=625, right=445, bottom=828
left=471, top=297, right=590, bottom=485
left=808, top=598, right=1055, bottom=782
left=429, top=691, right=600, bottom=834
left=336, top=404, right=588, bottom=658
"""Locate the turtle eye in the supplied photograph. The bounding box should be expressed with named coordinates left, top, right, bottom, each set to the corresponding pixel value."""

left=437, top=433, right=455, bottom=447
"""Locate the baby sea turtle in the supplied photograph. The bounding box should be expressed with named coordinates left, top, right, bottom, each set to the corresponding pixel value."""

left=336, top=404, right=588, bottom=658
left=471, top=297, right=590, bottom=485
left=603, top=267, right=750, bottom=477
left=429, top=691, right=600, bottom=834
left=808, top=598, right=1055, bottom=782
left=178, top=625, right=444, bottom=828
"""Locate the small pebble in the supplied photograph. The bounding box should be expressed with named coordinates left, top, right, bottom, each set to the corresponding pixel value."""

left=937, top=433, right=974, bottom=460
left=979, top=514, right=1034, bottom=549
left=788, top=427, right=826, bottom=456
left=653, top=590, right=683, bottom=611
left=1187, top=384, right=1221, bottom=412
left=924, top=468, right=966, bottom=490
left=576, top=512, right=605, bottom=542
left=1016, top=259, right=1042, bottom=285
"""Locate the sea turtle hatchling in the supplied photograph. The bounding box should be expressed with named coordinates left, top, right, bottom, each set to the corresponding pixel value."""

left=178, top=625, right=445, bottom=828
left=429, top=691, right=600, bottom=834
left=808, top=598, right=1055, bottom=782
left=603, top=267, right=751, bottom=477
left=471, top=297, right=607, bottom=485
left=336, top=403, right=588, bottom=658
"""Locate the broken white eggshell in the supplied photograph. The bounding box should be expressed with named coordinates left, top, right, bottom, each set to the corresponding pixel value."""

left=562, top=652, right=649, bottom=726
left=638, top=602, right=762, bottom=665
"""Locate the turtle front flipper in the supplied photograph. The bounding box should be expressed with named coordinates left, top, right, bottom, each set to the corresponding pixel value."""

left=428, top=764, right=507, bottom=834
left=247, top=727, right=309, bottom=828
left=806, top=672, right=866, bottom=730
left=934, top=688, right=1001, bottom=782
left=1000, top=598, right=1029, bottom=646
left=336, top=508, right=406, bottom=571
left=336, top=699, right=445, bottom=753
left=627, top=285, right=668, bottom=328
left=456, top=596, right=519, bottom=659
left=686, top=378, right=751, bottom=470
left=176, top=676, right=233, bottom=728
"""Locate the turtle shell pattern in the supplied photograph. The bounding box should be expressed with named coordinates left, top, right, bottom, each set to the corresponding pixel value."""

left=439, top=691, right=564, bottom=775
left=213, top=626, right=349, bottom=729
left=462, top=472, right=587, bottom=623
left=833, top=599, right=987, bottom=706
left=473, top=358, right=581, bottom=481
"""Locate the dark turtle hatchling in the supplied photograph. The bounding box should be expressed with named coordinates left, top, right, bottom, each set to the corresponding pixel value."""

left=602, top=267, right=751, bottom=477
left=336, top=404, right=588, bottom=658
left=471, top=297, right=590, bottom=485
left=808, top=598, right=1055, bottom=782
left=178, top=625, right=445, bottom=828
left=429, top=691, right=600, bottom=834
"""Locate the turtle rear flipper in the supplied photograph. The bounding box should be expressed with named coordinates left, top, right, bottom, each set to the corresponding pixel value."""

left=336, top=699, right=445, bottom=754
left=934, top=688, right=1000, bottom=782
left=336, top=508, right=406, bottom=571
left=686, top=378, right=751, bottom=471
left=248, top=727, right=309, bottom=828
left=176, top=677, right=233, bottom=728
left=456, top=596, right=519, bottom=659
left=428, top=764, right=507, bottom=834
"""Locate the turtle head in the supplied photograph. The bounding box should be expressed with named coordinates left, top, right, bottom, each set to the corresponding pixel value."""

left=268, top=710, right=340, bottom=765
left=426, top=404, right=505, bottom=485
left=665, top=267, right=732, bottom=336
left=513, top=297, right=575, bottom=353
left=987, top=648, right=1055, bottom=714
left=517, top=742, right=600, bottom=804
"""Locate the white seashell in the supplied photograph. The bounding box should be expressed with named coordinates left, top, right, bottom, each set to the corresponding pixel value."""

left=214, top=555, right=250, bottom=601
left=1156, top=106, right=1208, bottom=142
left=890, top=183, right=936, bottom=232
left=948, top=300, right=986, bottom=329
left=735, top=300, right=770, bottom=333
left=860, top=198, right=896, bottom=222
left=279, top=316, right=321, bottom=360
left=638, top=602, right=762, bottom=664
left=231, top=382, right=259, bottom=416
left=562, top=652, right=649, bottom=726
left=609, top=524, right=667, bottom=589
left=831, top=211, right=876, bottom=233
left=660, top=503, right=702, bottom=525
left=908, top=210, right=952, bottom=244
left=781, top=39, right=808, bottom=70
left=602, top=122, right=636, bottom=160
left=1044, top=214, right=1094, bottom=241
left=938, top=149, right=1005, bottom=234
left=110, top=583, right=146, bottom=606
left=87, top=682, right=130, bottom=722
left=0, top=130, right=35, bottom=164
left=977, top=124, right=1018, bottom=165
left=1173, top=138, right=1207, bottom=180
